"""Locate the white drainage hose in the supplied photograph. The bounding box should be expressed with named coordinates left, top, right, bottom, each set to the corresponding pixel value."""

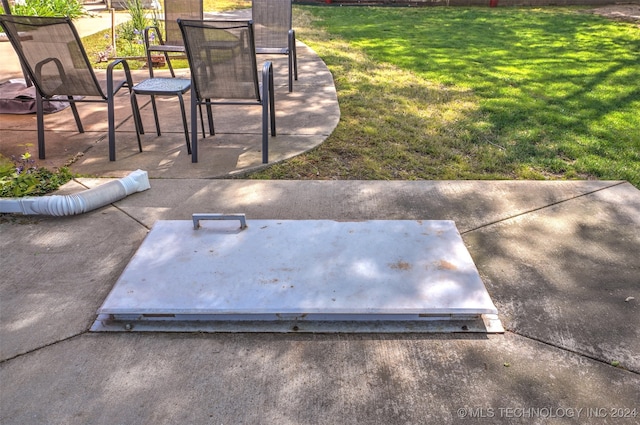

left=0, top=169, right=150, bottom=216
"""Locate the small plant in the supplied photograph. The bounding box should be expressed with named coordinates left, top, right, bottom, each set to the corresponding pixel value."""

left=114, top=0, right=161, bottom=58
left=117, top=23, right=145, bottom=57
left=0, top=151, right=73, bottom=198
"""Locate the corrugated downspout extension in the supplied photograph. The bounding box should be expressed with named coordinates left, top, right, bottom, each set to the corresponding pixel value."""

left=0, top=169, right=150, bottom=216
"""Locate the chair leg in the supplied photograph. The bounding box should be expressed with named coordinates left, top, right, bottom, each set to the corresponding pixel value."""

left=288, top=30, right=298, bottom=92
left=68, top=96, right=84, bottom=133
left=206, top=101, right=215, bottom=135
left=166, top=52, right=176, bottom=78
left=36, top=93, right=45, bottom=160
left=269, top=65, right=276, bottom=137
left=130, top=90, right=145, bottom=136
left=261, top=62, right=274, bottom=164
left=195, top=103, right=214, bottom=138
left=293, top=43, right=298, bottom=81
left=191, top=85, right=198, bottom=163
left=262, top=98, right=268, bottom=164
left=150, top=95, right=161, bottom=136
left=108, top=96, right=116, bottom=161
left=288, top=53, right=293, bottom=93
left=177, top=92, right=191, bottom=155
left=130, top=92, right=143, bottom=153
left=198, top=104, right=206, bottom=138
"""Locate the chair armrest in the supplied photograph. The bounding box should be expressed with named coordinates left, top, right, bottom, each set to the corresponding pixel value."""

left=289, top=28, right=296, bottom=50
left=34, top=57, right=66, bottom=97
left=144, top=25, right=164, bottom=49
left=147, top=44, right=186, bottom=53
left=261, top=60, right=273, bottom=107
left=143, top=25, right=185, bottom=77
left=143, top=26, right=162, bottom=75
left=106, top=58, right=135, bottom=96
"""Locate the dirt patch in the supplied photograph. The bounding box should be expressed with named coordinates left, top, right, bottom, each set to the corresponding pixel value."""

left=583, top=4, right=640, bottom=26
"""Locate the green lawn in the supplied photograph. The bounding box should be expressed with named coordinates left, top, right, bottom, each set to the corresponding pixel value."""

left=252, top=6, right=640, bottom=187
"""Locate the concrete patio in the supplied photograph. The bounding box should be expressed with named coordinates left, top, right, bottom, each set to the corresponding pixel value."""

left=0, top=47, right=339, bottom=179
left=1, top=178, right=639, bottom=424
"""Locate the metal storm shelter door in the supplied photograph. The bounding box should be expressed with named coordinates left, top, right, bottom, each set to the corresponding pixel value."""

left=93, top=216, right=503, bottom=333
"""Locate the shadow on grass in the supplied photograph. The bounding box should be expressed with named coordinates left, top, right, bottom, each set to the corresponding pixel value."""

left=289, top=6, right=639, bottom=186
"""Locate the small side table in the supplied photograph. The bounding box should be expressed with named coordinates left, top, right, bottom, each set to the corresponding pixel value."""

left=132, top=77, right=192, bottom=154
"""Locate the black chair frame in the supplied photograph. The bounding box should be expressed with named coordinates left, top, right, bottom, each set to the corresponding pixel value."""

left=178, top=19, right=276, bottom=164
left=0, top=14, right=143, bottom=161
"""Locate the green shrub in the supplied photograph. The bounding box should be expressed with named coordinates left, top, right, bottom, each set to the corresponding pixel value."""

left=7, top=0, right=85, bottom=19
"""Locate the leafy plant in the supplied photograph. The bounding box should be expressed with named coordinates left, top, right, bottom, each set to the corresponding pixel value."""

left=117, top=0, right=146, bottom=57
left=7, top=0, right=85, bottom=19
left=126, top=0, right=148, bottom=32
left=0, top=152, right=73, bottom=198
left=115, top=0, right=161, bottom=57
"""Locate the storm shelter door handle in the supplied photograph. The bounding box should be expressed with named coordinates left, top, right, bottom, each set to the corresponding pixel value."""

left=192, top=213, right=247, bottom=230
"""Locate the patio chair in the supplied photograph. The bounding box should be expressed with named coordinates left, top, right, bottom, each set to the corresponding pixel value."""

left=143, top=0, right=202, bottom=78
left=178, top=19, right=275, bottom=163
left=0, top=14, right=142, bottom=161
left=252, top=0, right=297, bottom=92
left=143, top=0, right=213, bottom=137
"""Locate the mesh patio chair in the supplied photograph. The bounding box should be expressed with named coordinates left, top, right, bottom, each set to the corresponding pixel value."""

left=252, top=0, right=297, bottom=92
left=0, top=14, right=142, bottom=161
left=143, top=0, right=213, bottom=137
left=143, top=0, right=202, bottom=78
left=178, top=19, right=275, bottom=163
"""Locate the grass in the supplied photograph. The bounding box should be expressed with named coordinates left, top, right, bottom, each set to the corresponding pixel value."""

left=251, top=6, right=640, bottom=188
left=204, top=0, right=250, bottom=11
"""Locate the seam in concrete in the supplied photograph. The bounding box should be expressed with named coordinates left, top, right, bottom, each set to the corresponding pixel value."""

left=0, top=331, right=88, bottom=365
left=504, top=329, right=640, bottom=375
left=72, top=177, right=153, bottom=230
left=460, top=180, right=628, bottom=235
left=112, top=204, right=152, bottom=230
left=457, top=179, right=638, bottom=375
